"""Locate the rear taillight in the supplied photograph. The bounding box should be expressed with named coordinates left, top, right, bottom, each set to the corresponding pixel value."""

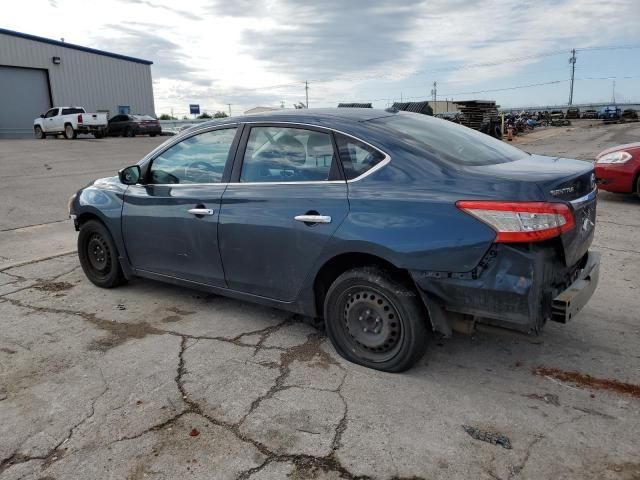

left=456, top=201, right=575, bottom=243
left=77, top=114, right=83, bottom=123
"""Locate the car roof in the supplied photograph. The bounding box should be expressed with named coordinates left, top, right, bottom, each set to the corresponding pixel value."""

left=197, top=108, right=397, bottom=129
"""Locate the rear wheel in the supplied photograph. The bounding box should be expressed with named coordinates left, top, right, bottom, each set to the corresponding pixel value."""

left=324, top=266, right=428, bottom=372
left=64, top=124, right=77, bottom=139
left=34, top=126, right=45, bottom=139
left=636, top=175, right=640, bottom=198
left=93, top=130, right=104, bottom=139
left=78, top=220, right=126, bottom=288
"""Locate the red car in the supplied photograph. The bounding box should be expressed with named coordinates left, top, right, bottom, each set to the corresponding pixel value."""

left=595, top=142, right=640, bottom=195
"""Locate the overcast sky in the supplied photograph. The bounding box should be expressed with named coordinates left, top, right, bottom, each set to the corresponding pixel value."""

left=4, top=0, right=640, bottom=115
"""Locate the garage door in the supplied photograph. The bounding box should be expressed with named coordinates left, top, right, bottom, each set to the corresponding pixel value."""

left=0, top=66, right=51, bottom=138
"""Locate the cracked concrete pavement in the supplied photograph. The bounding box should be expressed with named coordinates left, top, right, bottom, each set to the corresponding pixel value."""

left=1, top=128, right=639, bottom=479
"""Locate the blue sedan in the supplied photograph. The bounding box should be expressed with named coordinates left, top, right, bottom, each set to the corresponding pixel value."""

left=68, top=108, right=600, bottom=372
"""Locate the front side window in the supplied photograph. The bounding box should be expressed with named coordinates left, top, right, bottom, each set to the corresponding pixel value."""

left=240, top=126, right=339, bottom=183
left=334, top=133, right=386, bottom=180
left=44, top=108, right=58, bottom=118
left=149, top=128, right=237, bottom=184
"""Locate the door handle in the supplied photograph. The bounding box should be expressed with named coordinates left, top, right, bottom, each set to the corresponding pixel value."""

left=187, top=208, right=214, bottom=216
left=294, top=214, right=332, bottom=224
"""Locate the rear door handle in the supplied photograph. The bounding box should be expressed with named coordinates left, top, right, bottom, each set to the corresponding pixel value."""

left=187, top=208, right=214, bottom=216
left=294, top=214, right=332, bottom=224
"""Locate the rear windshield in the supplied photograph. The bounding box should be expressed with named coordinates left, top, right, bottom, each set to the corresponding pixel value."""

left=369, top=112, right=528, bottom=166
left=61, top=108, right=85, bottom=115
left=132, top=115, right=156, bottom=120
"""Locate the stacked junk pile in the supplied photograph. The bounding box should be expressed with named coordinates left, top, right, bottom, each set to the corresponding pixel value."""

left=455, top=100, right=502, bottom=139
left=392, top=100, right=502, bottom=139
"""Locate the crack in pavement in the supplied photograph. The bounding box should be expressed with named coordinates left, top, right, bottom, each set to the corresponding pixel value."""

left=4, top=287, right=364, bottom=478
left=0, top=219, right=70, bottom=233
left=592, top=243, right=640, bottom=255
left=507, top=434, right=544, bottom=480
left=0, top=368, right=110, bottom=475
left=0, top=251, right=77, bottom=274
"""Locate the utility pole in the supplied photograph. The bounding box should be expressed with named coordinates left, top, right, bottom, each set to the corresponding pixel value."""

left=431, top=81, right=437, bottom=114
left=227, top=104, right=232, bottom=116
left=568, top=48, right=576, bottom=105
left=611, top=80, right=616, bottom=103
left=305, top=81, right=309, bottom=108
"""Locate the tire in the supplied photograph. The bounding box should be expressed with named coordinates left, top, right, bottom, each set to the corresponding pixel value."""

left=34, top=126, right=45, bottom=139
left=636, top=175, right=640, bottom=198
left=64, top=124, right=77, bottom=139
left=324, top=266, right=428, bottom=372
left=150, top=133, right=157, bottom=137
left=94, top=131, right=104, bottom=139
left=78, top=220, right=126, bottom=288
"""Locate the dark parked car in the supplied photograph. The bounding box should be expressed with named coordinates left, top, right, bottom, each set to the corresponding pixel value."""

left=565, top=107, right=580, bottom=119
left=107, top=114, right=161, bottom=137
left=581, top=110, right=598, bottom=119
left=68, top=109, right=600, bottom=372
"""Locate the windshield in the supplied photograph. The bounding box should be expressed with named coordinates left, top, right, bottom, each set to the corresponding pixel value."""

left=370, top=112, right=528, bottom=166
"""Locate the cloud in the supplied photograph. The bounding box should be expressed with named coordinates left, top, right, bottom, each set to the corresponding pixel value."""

left=93, top=23, right=205, bottom=81
left=214, top=0, right=425, bottom=79
left=124, top=0, right=202, bottom=21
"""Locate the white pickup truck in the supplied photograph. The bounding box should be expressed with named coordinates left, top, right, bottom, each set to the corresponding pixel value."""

left=33, top=107, right=108, bottom=139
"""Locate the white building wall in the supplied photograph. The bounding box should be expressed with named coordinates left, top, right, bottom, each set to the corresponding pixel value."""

left=0, top=31, right=155, bottom=118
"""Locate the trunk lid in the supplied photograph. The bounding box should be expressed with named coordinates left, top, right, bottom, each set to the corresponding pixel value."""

left=467, top=155, right=597, bottom=267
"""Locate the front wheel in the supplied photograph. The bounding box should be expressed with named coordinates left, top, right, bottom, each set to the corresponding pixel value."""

left=78, top=220, right=126, bottom=288
left=64, top=124, right=77, bottom=139
left=34, top=126, right=45, bottom=139
left=324, top=266, right=428, bottom=372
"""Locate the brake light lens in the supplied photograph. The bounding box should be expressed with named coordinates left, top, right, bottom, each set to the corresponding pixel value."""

left=456, top=201, right=575, bottom=243
left=596, top=151, right=632, bottom=164
left=77, top=114, right=83, bottom=123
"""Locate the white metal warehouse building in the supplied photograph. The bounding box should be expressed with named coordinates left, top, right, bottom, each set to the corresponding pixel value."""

left=0, top=28, right=155, bottom=138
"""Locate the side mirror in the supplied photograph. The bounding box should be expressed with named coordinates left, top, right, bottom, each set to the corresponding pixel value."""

left=118, top=165, right=141, bottom=185
left=40, top=114, right=45, bottom=118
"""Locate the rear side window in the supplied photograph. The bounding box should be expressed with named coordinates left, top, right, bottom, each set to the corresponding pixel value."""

left=334, top=133, right=386, bottom=180
left=370, top=113, right=528, bottom=166
left=149, top=128, right=237, bottom=184
left=240, top=126, right=340, bottom=182
left=61, top=108, right=85, bottom=115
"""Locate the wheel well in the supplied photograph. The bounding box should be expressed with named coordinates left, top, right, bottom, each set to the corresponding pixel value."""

left=76, top=212, right=103, bottom=229
left=313, top=252, right=416, bottom=318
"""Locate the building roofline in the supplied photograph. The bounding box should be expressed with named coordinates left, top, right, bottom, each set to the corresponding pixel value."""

left=0, top=27, right=153, bottom=65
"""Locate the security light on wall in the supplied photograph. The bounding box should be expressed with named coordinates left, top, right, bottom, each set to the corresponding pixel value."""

left=52, top=56, right=61, bottom=65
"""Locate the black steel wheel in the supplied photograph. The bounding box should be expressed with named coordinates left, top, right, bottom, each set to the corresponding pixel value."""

left=324, top=266, right=428, bottom=372
left=78, top=220, right=126, bottom=288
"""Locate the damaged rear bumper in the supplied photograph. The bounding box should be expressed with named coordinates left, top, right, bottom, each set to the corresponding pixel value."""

left=551, top=251, right=600, bottom=323
left=411, top=245, right=601, bottom=335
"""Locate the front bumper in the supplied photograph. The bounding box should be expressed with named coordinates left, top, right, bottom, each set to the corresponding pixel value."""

left=411, top=245, right=601, bottom=335
left=595, top=163, right=636, bottom=193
